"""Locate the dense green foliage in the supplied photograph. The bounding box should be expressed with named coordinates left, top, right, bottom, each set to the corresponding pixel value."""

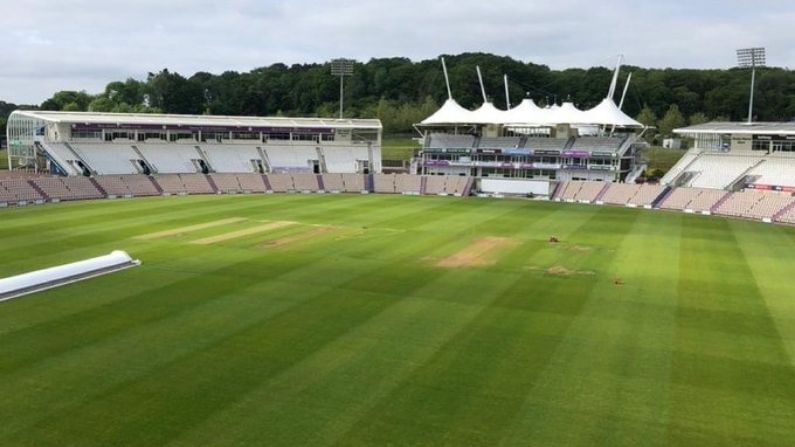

left=1, top=194, right=794, bottom=446
left=6, top=53, right=795, bottom=135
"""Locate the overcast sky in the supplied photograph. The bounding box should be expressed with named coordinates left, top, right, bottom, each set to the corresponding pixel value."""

left=1, top=0, right=792, bottom=104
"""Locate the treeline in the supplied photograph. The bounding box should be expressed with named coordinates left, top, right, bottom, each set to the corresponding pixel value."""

left=6, top=52, right=795, bottom=136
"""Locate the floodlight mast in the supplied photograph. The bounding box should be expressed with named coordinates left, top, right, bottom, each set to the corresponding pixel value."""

left=736, top=47, right=766, bottom=124
left=331, top=59, right=355, bottom=119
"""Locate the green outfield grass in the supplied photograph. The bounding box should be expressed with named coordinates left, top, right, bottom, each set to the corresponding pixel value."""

left=382, top=136, right=419, bottom=161
left=1, top=194, right=794, bottom=446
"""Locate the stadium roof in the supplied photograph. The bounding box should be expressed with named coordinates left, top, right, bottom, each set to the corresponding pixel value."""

left=675, top=122, right=795, bottom=136
left=10, top=110, right=382, bottom=130
left=419, top=98, right=643, bottom=128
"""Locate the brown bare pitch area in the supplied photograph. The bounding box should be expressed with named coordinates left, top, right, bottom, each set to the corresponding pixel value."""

left=135, top=218, right=247, bottom=240
left=191, top=221, right=296, bottom=245
left=436, top=237, right=517, bottom=268
left=261, top=226, right=338, bottom=249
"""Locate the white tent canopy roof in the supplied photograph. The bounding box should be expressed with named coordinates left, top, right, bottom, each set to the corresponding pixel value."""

left=420, top=98, right=474, bottom=126
left=469, top=102, right=505, bottom=124
left=580, top=98, right=643, bottom=127
left=419, top=98, right=643, bottom=128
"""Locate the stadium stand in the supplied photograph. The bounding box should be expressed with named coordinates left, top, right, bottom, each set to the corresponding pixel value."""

left=291, top=173, right=320, bottom=192
left=425, top=176, right=447, bottom=195
left=321, top=147, right=371, bottom=173
left=600, top=183, right=666, bottom=206
left=559, top=180, right=606, bottom=202
left=0, top=179, right=43, bottom=204
left=264, top=147, right=318, bottom=172
left=478, top=136, right=521, bottom=149
left=31, top=176, right=103, bottom=201
left=321, top=174, right=345, bottom=192
left=342, top=173, right=365, bottom=193
left=72, top=144, right=143, bottom=175
left=138, top=145, right=205, bottom=174
left=180, top=174, right=215, bottom=194
left=266, top=174, right=294, bottom=192
left=744, top=157, right=795, bottom=188
left=152, top=174, right=188, bottom=194
left=660, top=187, right=728, bottom=213
left=569, top=137, right=625, bottom=151
left=95, top=175, right=159, bottom=197
left=775, top=202, right=795, bottom=224
left=660, top=151, right=700, bottom=185
left=202, top=145, right=262, bottom=173
left=677, top=154, right=762, bottom=189
left=714, top=190, right=794, bottom=220
left=374, top=174, right=397, bottom=193
left=445, top=176, right=470, bottom=196
left=395, top=174, right=422, bottom=194
left=523, top=138, right=570, bottom=151
left=428, top=134, right=475, bottom=149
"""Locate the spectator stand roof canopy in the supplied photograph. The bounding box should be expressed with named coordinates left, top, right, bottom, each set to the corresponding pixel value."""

left=9, top=110, right=383, bottom=131
left=418, top=98, right=642, bottom=128
left=674, top=122, right=795, bottom=137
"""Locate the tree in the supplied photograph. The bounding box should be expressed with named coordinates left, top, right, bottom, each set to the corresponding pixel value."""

left=636, top=106, right=657, bottom=127
left=659, top=104, right=686, bottom=137
left=688, top=112, right=709, bottom=126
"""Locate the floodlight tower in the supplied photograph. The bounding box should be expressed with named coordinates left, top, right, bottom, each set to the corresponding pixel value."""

left=331, top=58, right=355, bottom=119
left=736, top=47, right=766, bottom=124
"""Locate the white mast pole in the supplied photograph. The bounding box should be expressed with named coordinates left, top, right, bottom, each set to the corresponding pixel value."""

left=504, top=74, right=511, bottom=109
left=441, top=57, right=453, bottom=100
left=607, top=54, right=623, bottom=100
left=476, top=66, right=488, bottom=103
left=618, top=72, right=632, bottom=110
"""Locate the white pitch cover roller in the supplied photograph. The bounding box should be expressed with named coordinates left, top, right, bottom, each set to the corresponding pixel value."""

left=0, top=250, right=141, bottom=302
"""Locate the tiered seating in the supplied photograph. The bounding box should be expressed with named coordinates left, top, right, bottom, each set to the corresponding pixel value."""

left=122, top=175, right=159, bottom=196
left=601, top=183, right=666, bottom=206
left=632, top=184, right=667, bottom=206
left=264, top=146, right=318, bottom=171
left=42, top=142, right=83, bottom=176
left=138, top=145, right=202, bottom=174
left=395, top=175, right=422, bottom=194
left=267, top=174, right=294, bottom=192
left=478, top=137, right=521, bottom=149
left=32, top=177, right=103, bottom=201
left=73, top=144, right=141, bottom=175
left=0, top=180, right=43, bottom=203
left=682, top=154, right=762, bottom=189
left=424, top=176, right=447, bottom=195
left=202, top=145, right=261, bottom=173
left=321, top=174, right=344, bottom=192
left=745, top=157, right=795, bottom=188
left=428, top=134, right=475, bottom=149
left=152, top=174, right=188, bottom=194
left=601, top=183, right=640, bottom=205
left=776, top=204, right=795, bottom=224
left=322, top=147, right=370, bottom=173
left=661, top=150, right=699, bottom=184
left=342, top=174, right=365, bottom=192
left=444, top=176, right=469, bottom=196
left=660, top=187, right=727, bottom=212
left=523, top=138, right=569, bottom=151
left=291, top=173, right=319, bottom=192
left=374, top=174, right=397, bottom=193
left=180, top=174, right=215, bottom=194
left=212, top=173, right=243, bottom=193
left=569, top=137, right=624, bottom=152
left=714, top=190, right=794, bottom=220
left=236, top=174, right=268, bottom=192
left=559, top=181, right=604, bottom=202
left=94, top=176, right=132, bottom=196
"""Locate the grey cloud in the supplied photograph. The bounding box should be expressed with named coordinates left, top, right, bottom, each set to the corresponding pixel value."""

left=0, top=0, right=791, bottom=104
